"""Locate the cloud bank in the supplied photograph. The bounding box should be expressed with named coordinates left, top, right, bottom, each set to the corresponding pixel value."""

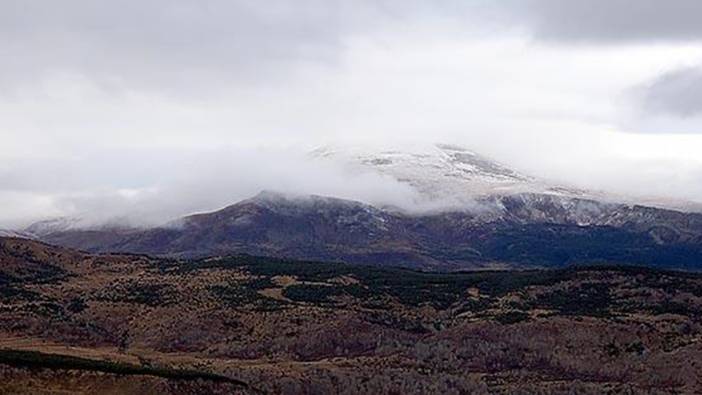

left=2, top=1, right=702, bottom=227
left=0, top=146, right=429, bottom=227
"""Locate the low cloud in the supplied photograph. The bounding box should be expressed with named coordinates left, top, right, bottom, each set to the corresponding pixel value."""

left=0, top=146, right=426, bottom=228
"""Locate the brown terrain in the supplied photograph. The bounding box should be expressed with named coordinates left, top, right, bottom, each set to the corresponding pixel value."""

left=1, top=236, right=702, bottom=394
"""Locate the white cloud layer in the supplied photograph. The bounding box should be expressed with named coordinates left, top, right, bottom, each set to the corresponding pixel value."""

left=2, top=1, right=702, bottom=227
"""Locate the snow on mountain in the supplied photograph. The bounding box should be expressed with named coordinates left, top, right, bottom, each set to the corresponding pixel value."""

left=11, top=143, right=701, bottom=241
left=23, top=217, right=85, bottom=237
left=0, top=229, right=35, bottom=239
left=311, top=142, right=597, bottom=207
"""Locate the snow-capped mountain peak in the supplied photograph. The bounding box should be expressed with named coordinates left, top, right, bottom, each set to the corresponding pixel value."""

left=23, top=217, right=84, bottom=237
left=311, top=142, right=592, bottom=205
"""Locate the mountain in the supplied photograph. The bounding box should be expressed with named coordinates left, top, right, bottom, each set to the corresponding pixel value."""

left=0, top=229, right=35, bottom=239
left=23, top=217, right=84, bottom=237
left=22, top=143, right=702, bottom=270
left=2, top=236, right=702, bottom=393
left=34, top=189, right=702, bottom=270
left=312, top=143, right=702, bottom=214
left=311, top=143, right=597, bottom=204
left=38, top=191, right=413, bottom=265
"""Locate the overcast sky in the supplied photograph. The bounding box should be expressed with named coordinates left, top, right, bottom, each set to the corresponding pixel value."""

left=2, top=0, right=702, bottom=227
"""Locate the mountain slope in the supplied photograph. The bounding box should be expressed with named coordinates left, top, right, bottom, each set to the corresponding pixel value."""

left=0, top=229, right=35, bottom=239
left=36, top=190, right=702, bottom=270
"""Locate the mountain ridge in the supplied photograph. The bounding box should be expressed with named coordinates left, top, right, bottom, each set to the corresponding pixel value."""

left=11, top=143, right=702, bottom=270
left=32, top=190, right=702, bottom=270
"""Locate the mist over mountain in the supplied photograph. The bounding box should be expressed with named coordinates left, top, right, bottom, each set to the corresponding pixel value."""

left=8, top=142, right=701, bottom=233
left=19, top=143, right=702, bottom=271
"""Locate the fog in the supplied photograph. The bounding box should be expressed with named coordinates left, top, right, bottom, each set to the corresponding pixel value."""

left=0, top=146, right=428, bottom=228
left=2, top=1, right=702, bottom=228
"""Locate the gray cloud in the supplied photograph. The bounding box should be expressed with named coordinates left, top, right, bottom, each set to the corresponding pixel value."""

left=638, top=66, right=702, bottom=118
left=515, top=0, right=702, bottom=43
left=0, top=0, right=488, bottom=97
left=0, top=0, right=348, bottom=95
left=6, top=0, right=700, bottom=99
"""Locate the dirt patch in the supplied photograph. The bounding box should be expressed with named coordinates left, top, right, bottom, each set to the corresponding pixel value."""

left=271, top=275, right=299, bottom=287
left=257, top=288, right=291, bottom=302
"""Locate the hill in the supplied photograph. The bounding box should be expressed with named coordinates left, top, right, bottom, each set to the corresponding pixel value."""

left=2, top=237, right=702, bottom=393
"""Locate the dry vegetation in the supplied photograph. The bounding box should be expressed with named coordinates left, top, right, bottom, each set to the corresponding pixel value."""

left=1, top=237, right=702, bottom=394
